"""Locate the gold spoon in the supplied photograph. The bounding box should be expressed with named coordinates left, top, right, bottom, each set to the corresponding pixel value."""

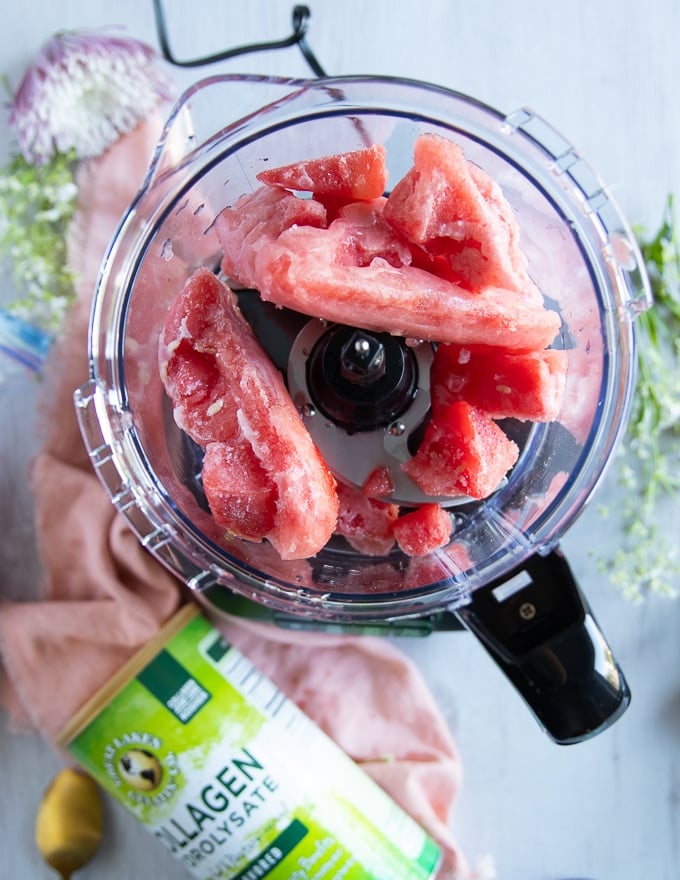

left=35, top=767, right=103, bottom=879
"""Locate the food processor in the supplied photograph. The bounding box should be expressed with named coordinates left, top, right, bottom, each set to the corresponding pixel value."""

left=74, top=10, right=651, bottom=746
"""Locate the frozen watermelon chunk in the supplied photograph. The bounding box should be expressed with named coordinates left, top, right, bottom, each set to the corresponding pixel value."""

left=257, top=222, right=560, bottom=349
left=159, top=275, right=240, bottom=446
left=256, top=144, right=388, bottom=200
left=383, top=133, right=539, bottom=297
left=393, top=504, right=452, bottom=557
left=159, top=268, right=338, bottom=559
left=218, top=191, right=411, bottom=286
left=216, top=172, right=559, bottom=350
left=431, top=343, right=568, bottom=421
left=202, top=437, right=278, bottom=541
left=335, top=480, right=398, bottom=555
left=216, top=185, right=327, bottom=289
left=362, top=465, right=395, bottom=499
left=402, top=401, right=519, bottom=499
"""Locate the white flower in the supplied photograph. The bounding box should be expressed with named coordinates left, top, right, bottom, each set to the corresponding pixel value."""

left=9, top=29, right=173, bottom=164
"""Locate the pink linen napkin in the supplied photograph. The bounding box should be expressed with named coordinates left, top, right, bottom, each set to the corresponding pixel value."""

left=0, top=116, right=481, bottom=879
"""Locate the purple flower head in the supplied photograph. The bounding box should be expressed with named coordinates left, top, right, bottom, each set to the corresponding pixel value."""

left=9, top=29, right=174, bottom=164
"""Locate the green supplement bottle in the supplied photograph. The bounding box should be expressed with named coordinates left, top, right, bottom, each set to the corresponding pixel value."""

left=58, top=604, right=442, bottom=880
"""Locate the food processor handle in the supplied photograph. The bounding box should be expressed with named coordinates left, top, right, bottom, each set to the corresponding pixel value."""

left=454, top=547, right=630, bottom=744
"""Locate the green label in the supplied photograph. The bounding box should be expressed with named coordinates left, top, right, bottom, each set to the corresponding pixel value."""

left=67, top=611, right=441, bottom=880
left=205, top=634, right=230, bottom=664
left=231, top=818, right=308, bottom=879
left=137, top=649, right=211, bottom=723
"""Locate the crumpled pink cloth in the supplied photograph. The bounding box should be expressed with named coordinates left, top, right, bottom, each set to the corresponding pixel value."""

left=0, top=116, right=478, bottom=879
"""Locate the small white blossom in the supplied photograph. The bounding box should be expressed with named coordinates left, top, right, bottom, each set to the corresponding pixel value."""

left=9, top=30, right=173, bottom=163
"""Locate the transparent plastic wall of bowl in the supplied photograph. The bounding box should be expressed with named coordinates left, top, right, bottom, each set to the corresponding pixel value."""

left=75, top=75, right=650, bottom=624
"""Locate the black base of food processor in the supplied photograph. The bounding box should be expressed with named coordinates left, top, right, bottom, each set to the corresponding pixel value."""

left=455, top=548, right=630, bottom=744
left=201, top=546, right=630, bottom=745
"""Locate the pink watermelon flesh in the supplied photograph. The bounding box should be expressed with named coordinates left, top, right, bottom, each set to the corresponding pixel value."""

left=362, top=465, right=396, bottom=499
left=402, top=401, right=520, bottom=499
left=311, top=192, right=357, bottom=223
left=383, top=133, right=540, bottom=298
left=159, top=277, right=240, bottom=446
left=216, top=146, right=560, bottom=350
left=335, top=480, right=399, bottom=556
left=392, top=504, right=452, bottom=557
left=217, top=192, right=561, bottom=351
left=217, top=186, right=327, bottom=289
left=159, top=268, right=338, bottom=559
left=332, top=198, right=414, bottom=267
left=256, top=144, right=388, bottom=200
left=257, top=226, right=560, bottom=349
left=202, top=437, right=278, bottom=541
left=160, top=133, right=569, bottom=561
left=431, top=343, right=568, bottom=421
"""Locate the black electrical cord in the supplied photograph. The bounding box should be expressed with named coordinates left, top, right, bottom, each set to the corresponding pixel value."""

left=152, top=0, right=327, bottom=77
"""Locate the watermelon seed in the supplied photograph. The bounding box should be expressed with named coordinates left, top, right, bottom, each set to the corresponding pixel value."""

left=388, top=421, right=406, bottom=436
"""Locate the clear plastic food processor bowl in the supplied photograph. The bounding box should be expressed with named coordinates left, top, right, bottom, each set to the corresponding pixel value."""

left=75, top=75, right=650, bottom=626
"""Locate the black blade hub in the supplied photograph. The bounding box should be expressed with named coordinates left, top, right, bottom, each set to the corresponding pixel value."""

left=307, top=325, right=418, bottom=432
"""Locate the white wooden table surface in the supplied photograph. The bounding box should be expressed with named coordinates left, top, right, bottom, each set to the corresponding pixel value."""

left=1, top=2, right=679, bottom=879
